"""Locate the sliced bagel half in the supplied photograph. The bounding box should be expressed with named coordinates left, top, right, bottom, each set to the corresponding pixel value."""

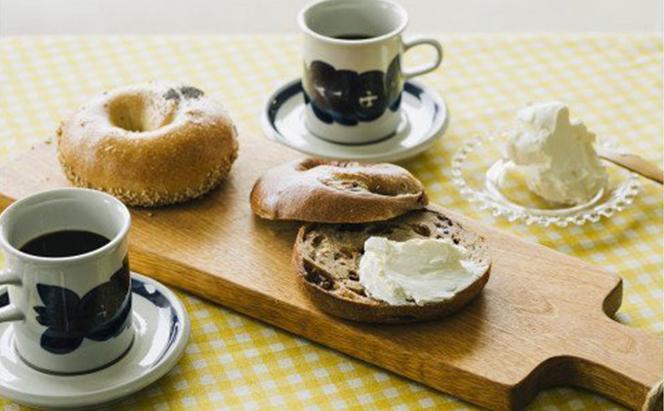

left=293, top=207, right=491, bottom=323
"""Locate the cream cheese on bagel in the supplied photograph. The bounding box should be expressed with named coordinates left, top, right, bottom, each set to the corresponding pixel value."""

left=358, top=236, right=484, bottom=306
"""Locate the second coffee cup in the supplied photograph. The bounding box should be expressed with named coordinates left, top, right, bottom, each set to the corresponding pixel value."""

left=0, top=188, right=133, bottom=374
left=299, top=0, right=443, bottom=144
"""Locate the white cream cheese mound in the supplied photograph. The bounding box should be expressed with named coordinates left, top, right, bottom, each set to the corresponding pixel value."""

left=503, top=101, right=608, bottom=205
left=358, top=236, right=484, bottom=306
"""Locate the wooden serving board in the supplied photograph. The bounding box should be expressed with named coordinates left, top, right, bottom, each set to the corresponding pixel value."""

left=0, top=140, right=661, bottom=410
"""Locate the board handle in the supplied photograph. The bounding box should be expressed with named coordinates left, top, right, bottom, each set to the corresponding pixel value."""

left=560, top=316, right=662, bottom=410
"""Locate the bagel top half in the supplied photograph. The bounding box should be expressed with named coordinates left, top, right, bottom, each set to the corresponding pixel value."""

left=250, top=158, right=428, bottom=223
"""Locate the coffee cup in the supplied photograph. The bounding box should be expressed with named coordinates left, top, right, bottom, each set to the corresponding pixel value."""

left=299, top=0, right=443, bottom=144
left=0, top=188, right=133, bottom=374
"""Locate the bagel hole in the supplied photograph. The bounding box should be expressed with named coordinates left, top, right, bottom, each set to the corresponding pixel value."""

left=320, top=176, right=370, bottom=193
left=109, top=93, right=176, bottom=132
left=323, top=172, right=411, bottom=197
left=366, top=181, right=411, bottom=196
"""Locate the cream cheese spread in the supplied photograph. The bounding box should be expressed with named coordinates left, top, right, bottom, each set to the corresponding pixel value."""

left=502, top=101, right=608, bottom=205
left=358, top=236, right=483, bottom=306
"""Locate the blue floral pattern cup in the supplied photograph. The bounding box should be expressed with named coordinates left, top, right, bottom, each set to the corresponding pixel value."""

left=0, top=188, right=133, bottom=374
left=299, top=0, right=443, bottom=144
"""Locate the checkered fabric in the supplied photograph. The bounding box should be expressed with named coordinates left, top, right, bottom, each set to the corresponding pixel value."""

left=0, top=34, right=661, bottom=410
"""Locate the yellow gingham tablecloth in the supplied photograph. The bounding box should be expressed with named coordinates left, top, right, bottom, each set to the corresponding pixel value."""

left=0, top=34, right=662, bottom=410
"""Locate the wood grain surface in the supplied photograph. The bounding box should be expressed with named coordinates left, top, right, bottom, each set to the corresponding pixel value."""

left=0, top=140, right=661, bottom=410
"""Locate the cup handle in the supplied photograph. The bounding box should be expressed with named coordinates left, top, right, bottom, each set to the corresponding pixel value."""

left=0, top=268, right=23, bottom=323
left=402, top=37, right=444, bottom=79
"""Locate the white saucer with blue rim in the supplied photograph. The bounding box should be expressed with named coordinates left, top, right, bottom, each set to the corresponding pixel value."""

left=0, top=272, right=190, bottom=409
left=261, top=79, right=448, bottom=163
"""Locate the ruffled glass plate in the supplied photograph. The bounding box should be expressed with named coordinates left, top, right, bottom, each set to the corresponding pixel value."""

left=451, top=135, right=640, bottom=227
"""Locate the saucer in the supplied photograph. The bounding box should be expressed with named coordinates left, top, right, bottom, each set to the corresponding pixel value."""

left=261, top=79, right=448, bottom=162
left=0, top=272, right=190, bottom=409
left=452, top=136, right=640, bottom=227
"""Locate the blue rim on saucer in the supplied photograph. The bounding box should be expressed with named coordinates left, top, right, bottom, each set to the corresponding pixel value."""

left=261, top=79, right=448, bottom=162
left=0, top=272, right=190, bottom=409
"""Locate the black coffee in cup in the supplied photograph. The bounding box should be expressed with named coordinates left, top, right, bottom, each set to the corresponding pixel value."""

left=0, top=188, right=133, bottom=374
left=20, top=230, right=110, bottom=258
left=333, top=34, right=373, bottom=40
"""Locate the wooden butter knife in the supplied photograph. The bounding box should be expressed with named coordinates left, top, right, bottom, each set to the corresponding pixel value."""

left=597, top=147, right=664, bottom=185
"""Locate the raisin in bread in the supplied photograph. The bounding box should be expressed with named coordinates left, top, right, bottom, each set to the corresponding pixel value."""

left=292, top=207, right=491, bottom=323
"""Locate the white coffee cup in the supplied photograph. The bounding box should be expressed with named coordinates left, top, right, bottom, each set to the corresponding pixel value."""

left=0, top=188, right=133, bottom=374
left=299, top=0, right=443, bottom=144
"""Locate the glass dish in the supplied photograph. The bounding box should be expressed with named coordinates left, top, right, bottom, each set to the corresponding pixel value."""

left=451, top=135, right=640, bottom=227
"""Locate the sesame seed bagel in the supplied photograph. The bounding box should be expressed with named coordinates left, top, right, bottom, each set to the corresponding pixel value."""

left=57, top=83, right=239, bottom=207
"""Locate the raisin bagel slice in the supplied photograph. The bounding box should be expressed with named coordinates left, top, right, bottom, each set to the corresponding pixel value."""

left=250, top=158, right=427, bottom=223
left=292, top=207, right=491, bottom=323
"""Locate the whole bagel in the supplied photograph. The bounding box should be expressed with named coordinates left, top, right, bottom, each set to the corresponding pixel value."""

left=57, top=83, right=239, bottom=207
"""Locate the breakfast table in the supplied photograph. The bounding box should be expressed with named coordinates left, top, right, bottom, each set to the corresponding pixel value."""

left=0, top=33, right=661, bottom=410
